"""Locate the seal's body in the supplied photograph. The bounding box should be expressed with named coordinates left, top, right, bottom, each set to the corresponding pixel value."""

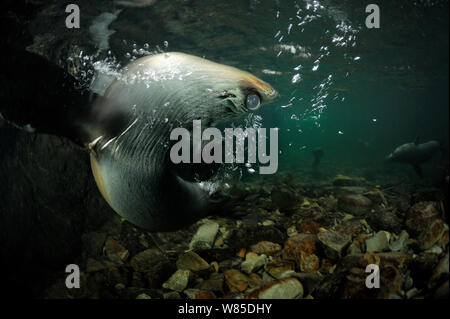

left=88, top=52, right=278, bottom=230
left=387, top=139, right=442, bottom=177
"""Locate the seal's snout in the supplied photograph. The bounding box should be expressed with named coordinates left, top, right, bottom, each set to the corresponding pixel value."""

left=240, top=74, right=279, bottom=103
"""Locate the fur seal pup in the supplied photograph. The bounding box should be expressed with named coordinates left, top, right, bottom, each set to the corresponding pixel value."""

left=87, top=52, right=278, bottom=230
left=386, top=137, right=443, bottom=177
left=1, top=47, right=278, bottom=231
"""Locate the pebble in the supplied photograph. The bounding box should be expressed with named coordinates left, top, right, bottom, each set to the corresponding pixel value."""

left=419, top=218, right=446, bottom=250
left=86, top=258, right=105, bottom=273
left=317, top=230, right=351, bottom=260
left=265, top=261, right=295, bottom=279
left=365, top=231, right=390, bottom=252
left=389, top=230, right=409, bottom=252
left=163, top=291, right=181, bottom=299
left=282, top=233, right=317, bottom=266
left=196, top=274, right=224, bottom=293
left=250, top=241, right=282, bottom=256
left=103, top=239, right=129, bottom=264
left=406, top=288, right=421, bottom=299
left=299, top=253, right=320, bottom=273
left=248, top=273, right=262, bottom=288
left=406, top=202, right=442, bottom=235
left=241, top=253, right=267, bottom=274
left=130, top=248, right=168, bottom=273
left=189, top=221, right=220, bottom=250
left=429, top=252, right=449, bottom=289
left=184, top=289, right=216, bottom=299
left=162, top=269, right=192, bottom=292
left=257, top=278, right=303, bottom=299
left=176, top=251, right=210, bottom=271
left=271, top=187, right=298, bottom=211
left=224, top=269, right=248, bottom=292
left=332, top=175, right=366, bottom=186
left=338, top=194, right=372, bottom=216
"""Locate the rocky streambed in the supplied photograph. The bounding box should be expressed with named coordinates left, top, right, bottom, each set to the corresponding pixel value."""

left=43, top=174, right=449, bottom=299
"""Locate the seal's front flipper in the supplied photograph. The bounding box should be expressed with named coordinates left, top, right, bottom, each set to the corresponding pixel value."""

left=412, top=164, right=424, bottom=178
left=0, top=46, right=92, bottom=146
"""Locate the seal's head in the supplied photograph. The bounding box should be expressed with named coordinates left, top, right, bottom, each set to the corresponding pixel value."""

left=109, top=52, right=279, bottom=126
left=88, top=52, right=278, bottom=231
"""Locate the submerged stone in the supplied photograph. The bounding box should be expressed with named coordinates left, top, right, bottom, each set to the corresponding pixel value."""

left=189, top=221, right=220, bottom=250
left=338, top=194, right=372, bottom=216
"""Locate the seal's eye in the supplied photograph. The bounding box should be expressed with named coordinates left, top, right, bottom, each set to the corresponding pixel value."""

left=245, top=94, right=261, bottom=111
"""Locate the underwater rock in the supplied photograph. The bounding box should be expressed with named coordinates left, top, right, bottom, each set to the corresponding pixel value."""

left=248, top=273, right=263, bottom=288
left=332, top=175, right=366, bottom=187
left=317, top=196, right=339, bottom=212
left=241, top=252, right=267, bottom=274
left=318, top=252, right=412, bottom=298
left=336, top=218, right=371, bottom=237
left=176, top=251, right=210, bottom=272
left=224, top=269, right=248, bottom=292
left=265, top=261, right=296, bottom=279
left=82, top=232, right=107, bottom=257
left=184, top=289, right=216, bottom=299
left=367, top=209, right=402, bottom=233
left=252, top=278, right=303, bottom=299
left=163, top=291, right=181, bottom=299
left=130, top=248, right=173, bottom=288
left=196, top=273, right=224, bottom=294
left=389, top=230, right=410, bottom=252
left=428, top=252, right=449, bottom=290
left=250, top=241, right=282, bottom=256
left=363, top=189, right=388, bottom=206
left=347, top=237, right=365, bottom=255
left=406, top=287, right=421, bottom=299
left=299, top=220, right=321, bottom=234
left=271, top=187, right=299, bottom=212
left=103, top=239, right=129, bottom=264
left=418, top=218, right=446, bottom=250
left=365, top=231, right=391, bottom=252
left=105, top=265, right=128, bottom=287
left=338, top=194, right=372, bottom=216
left=189, top=221, right=220, bottom=250
left=299, top=253, right=320, bottom=273
left=136, top=293, right=151, bottom=299
left=317, top=230, right=351, bottom=260
left=438, top=226, right=449, bottom=249
left=406, top=202, right=442, bottom=235
left=411, top=252, right=440, bottom=289
left=227, top=225, right=286, bottom=248
left=433, top=280, right=449, bottom=299
left=86, top=258, right=106, bottom=273
left=130, top=248, right=167, bottom=272
left=282, top=233, right=318, bottom=268
left=162, top=269, right=193, bottom=292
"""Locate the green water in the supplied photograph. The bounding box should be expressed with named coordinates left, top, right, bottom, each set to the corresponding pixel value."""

left=106, top=0, right=449, bottom=183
